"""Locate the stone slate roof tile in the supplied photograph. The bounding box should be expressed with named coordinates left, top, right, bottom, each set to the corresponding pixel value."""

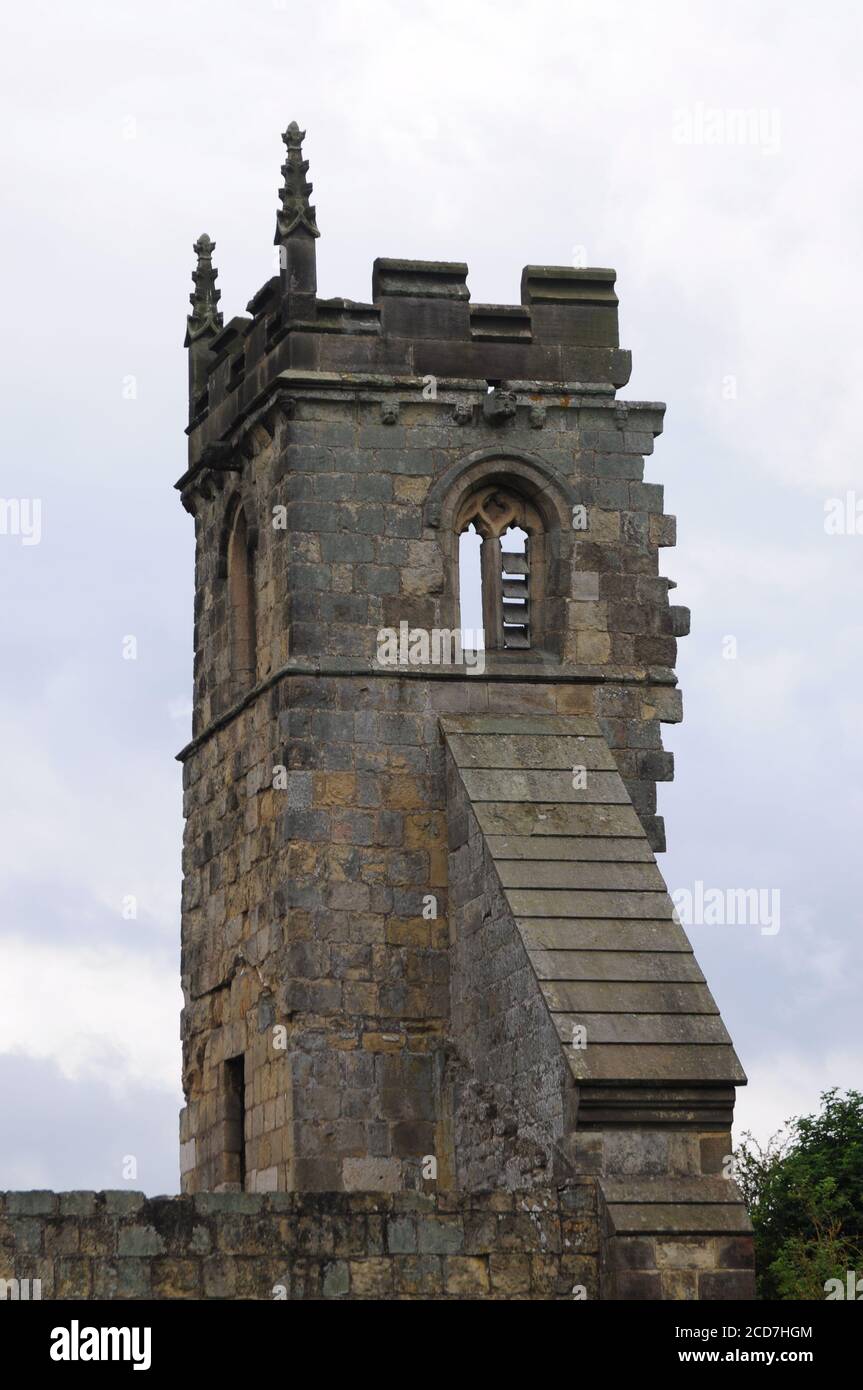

left=441, top=713, right=746, bottom=1089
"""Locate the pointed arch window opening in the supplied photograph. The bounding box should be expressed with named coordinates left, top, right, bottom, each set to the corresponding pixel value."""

left=227, top=505, right=257, bottom=694
left=456, top=487, right=542, bottom=653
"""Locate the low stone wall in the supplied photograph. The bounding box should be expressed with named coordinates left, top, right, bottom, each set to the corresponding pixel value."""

left=0, top=1185, right=599, bottom=1300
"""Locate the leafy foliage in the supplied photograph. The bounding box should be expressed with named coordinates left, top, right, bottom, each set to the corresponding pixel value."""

left=735, top=1089, right=863, bottom=1299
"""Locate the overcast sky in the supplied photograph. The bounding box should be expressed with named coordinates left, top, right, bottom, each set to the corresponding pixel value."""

left=1, top=0, right=861, bottom=1194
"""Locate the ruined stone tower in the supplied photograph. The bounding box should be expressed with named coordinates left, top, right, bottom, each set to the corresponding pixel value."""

left=175, top=122, right=754, bottom=1297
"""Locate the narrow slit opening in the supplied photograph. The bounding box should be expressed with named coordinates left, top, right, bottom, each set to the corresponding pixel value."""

left=224, top=1054, right=246, bottom=1190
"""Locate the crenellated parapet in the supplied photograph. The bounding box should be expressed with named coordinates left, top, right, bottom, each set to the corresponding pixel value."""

left=183, top=126, right=632, bottom=451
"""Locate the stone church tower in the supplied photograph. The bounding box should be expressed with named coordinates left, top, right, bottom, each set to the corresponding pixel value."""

left=176, top=123, right=754, bottom=1297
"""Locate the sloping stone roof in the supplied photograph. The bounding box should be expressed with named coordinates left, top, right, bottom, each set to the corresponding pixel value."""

left=441, top=714, right=746, bottom=1089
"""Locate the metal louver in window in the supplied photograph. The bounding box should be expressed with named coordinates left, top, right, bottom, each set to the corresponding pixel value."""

left=501, top=544, right=530, bottom=648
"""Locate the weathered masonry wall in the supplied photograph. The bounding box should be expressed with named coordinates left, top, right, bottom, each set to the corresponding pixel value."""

left=598, top=1178, right=756, bottom=1300
left=178, top=371, right=691, bottom=1201
left=446, top=751, right=577, bottom=1190
left=183, top=384, right=683, bottom=852
left=0, top=1185, right=754, bottom=1300
left=179, top=672, right=684, bottom=1196
left=1, top=1188, right=600, bottom=1300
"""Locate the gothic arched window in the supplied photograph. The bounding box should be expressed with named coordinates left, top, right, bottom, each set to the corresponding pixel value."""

left=455, top=486, right=545, bottom=651
left=227, top=504, right=257, bottom=694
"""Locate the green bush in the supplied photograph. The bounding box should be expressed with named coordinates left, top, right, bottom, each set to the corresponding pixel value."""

left=735, top=1088, right=863, bottom=1300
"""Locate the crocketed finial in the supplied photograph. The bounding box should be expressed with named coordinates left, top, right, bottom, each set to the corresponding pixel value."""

left=184, top=233, right=223, bottom=346
left=274, top=122, right=320, bottom=244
